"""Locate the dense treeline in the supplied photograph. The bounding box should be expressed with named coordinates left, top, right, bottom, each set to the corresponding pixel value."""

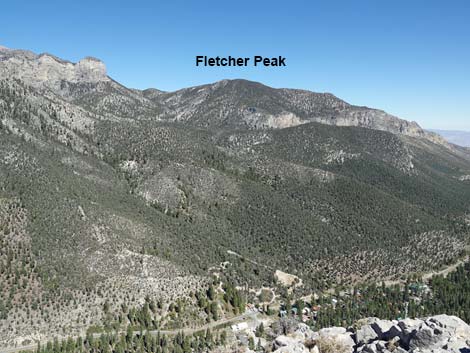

left=311, top=263, right=470, bottom=328
left=425, top=262, right=470, bottom=322
left=35, top=329, right=227, bottom=353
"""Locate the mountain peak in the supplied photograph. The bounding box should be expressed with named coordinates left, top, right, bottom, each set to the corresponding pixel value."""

left=76, top=56, right=107, bottom=81
left=0, top=49, right=109, bottom=91
left=157, top=78, right=444, bottom=142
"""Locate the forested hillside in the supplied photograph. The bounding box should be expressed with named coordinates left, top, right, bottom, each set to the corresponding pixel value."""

left=1, top=46, right=470, bottom=346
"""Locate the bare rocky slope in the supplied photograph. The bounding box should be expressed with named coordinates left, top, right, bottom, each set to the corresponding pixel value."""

left=1, top=45, right=470, bottom=346
left=268, top=314, right=470, bottom=353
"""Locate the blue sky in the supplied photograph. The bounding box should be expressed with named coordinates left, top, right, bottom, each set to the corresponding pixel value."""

left=2, top=0, right=470, bottom=130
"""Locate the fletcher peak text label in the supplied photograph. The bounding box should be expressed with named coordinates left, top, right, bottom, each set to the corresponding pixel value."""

left=196, top=56, right=286, bottom=67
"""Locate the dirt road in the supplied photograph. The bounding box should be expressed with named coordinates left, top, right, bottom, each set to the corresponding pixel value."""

left=0, top=312, right=258, bottom=353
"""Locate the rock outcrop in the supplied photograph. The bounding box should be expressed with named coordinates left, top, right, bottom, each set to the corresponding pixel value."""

left=271, top=315, right=470, bottom=353
left=0, top=47, right=109, bottom=92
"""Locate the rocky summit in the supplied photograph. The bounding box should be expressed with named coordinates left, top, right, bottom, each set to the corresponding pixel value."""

left=0, top=48, right=108, bottom=90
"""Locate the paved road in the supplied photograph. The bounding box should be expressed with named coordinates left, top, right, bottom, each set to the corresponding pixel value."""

left=0, top=312, right=258, bottom=353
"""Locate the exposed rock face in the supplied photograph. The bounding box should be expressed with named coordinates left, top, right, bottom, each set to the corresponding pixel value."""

left=0, top=46, right=164, bottom=121
left=356, top=321, right=379, bottom=345
left=76, top=57, right=107, bottom=81
left=318, top=327, right=355, bottom=353
left=356, top=315, right=470, bottom=352
left=0, top=49, right=109, bottom=91
left=274, top=335, right=310, bottom=352
left=311, top=107, right=425, bottom=138
left=271, top=315, right=470, bottom=353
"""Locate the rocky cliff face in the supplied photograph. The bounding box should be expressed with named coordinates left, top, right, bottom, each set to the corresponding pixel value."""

left=0, top=47, right=108, bottom=92
left=0, top=46, right=167, bottom=121
left=269, top=315, right=470, bottom=353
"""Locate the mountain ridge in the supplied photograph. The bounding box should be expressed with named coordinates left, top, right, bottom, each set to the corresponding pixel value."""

left=0, top=45, right=447, bottom=146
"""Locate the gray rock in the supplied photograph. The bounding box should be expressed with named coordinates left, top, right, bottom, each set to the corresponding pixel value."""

left=319, top=327, right=347, bottom=336
left=371, top=320, right=395, bottom=340
left=427, top=314, right=470, bottom=339
left=386, top=324, right=403, bottom=340
left=408, top=323, right=446, bottom=351
left=274, top=335, right=298, bottom=348
left=398, top=318, right=423, bottom=333
left=295, top=323, right=314, bottom=339
left=273, top=342, right=309, bottom=353
left=318, top=327, right=354, bottom=353
left=360, top=343, right=378, bottom=353
left=305, top=331, right=320, bottom=341
left=0, top=50, right=109, bottom=90
left=398, top=318, right=423, bottom=347
left=405, top=315, right=470, bottom=352
left=356, top=324, right=378, bottom=345
left=443, top=336, right=470, bottom=351
left=375, top=340, right=387, bottom=351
